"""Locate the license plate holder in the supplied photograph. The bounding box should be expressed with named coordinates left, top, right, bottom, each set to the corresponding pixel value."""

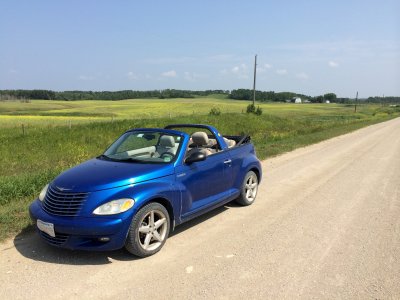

left=37, top=219, right=55, bottom=237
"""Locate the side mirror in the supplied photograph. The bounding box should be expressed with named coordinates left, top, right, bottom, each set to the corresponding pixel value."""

left=185, top=152, right=206, bottom=164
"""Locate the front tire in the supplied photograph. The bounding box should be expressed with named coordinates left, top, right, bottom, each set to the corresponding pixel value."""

left=236, top=171, right=258, bottom=206
left=125, top=202, right=170, bottom=257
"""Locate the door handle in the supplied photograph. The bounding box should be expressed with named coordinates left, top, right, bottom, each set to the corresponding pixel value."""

left=224, top=159, right=232, bottom=164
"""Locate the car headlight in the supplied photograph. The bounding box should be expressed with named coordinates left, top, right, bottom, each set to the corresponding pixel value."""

left=93, top=198, right=135, bottom=215
left=38, top=184, right=49, bottom=202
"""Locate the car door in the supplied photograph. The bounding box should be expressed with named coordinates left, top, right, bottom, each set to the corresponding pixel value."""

left=176, top=151, right=232, bottom=219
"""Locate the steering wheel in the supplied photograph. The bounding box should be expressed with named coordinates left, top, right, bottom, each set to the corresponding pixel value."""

left=159, top=152, right=174, bottom=160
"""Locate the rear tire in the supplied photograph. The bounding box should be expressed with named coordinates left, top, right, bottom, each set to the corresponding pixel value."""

left=125, top=202, right=170, bottom=257
left=236, top=171, right=258, bottom=206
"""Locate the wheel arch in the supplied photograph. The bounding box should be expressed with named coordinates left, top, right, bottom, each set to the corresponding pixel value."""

left=249, top=167, right=261, bottom=183
left=136, top=197, right=175, bottom=231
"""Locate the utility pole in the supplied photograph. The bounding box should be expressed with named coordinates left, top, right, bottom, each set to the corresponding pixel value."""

left=354, top=91, right=358, bottom=113
left=252, top=54, right=257, bottom=106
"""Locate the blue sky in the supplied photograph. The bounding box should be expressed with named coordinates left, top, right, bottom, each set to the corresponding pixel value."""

left=1, top=0, right=399, bottom=97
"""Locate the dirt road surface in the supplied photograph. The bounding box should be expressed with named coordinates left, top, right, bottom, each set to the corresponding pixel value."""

left=1, top=118, right=400, bottom=299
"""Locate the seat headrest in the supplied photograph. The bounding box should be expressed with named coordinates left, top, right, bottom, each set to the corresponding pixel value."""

left=159, top=135, right=175, bottom=148
left=191, top=132, right=209, bottom=146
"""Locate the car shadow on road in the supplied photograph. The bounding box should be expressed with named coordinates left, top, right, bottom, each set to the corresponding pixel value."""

left=13, top=204, right=231, bottom=266
left=169, top=205, right=229, bottom=237
left=13, top=227, right=132, bottom=265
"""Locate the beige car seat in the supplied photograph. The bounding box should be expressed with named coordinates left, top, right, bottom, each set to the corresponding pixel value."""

left=154, top=135, right=177, bottom=157
left=186, top=132, right=213, bottom=158
left=223, top=137, right=236, bottom=148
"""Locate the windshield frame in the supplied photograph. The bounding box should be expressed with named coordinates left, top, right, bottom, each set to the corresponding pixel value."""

left=101, top=129, right=185, bottom=165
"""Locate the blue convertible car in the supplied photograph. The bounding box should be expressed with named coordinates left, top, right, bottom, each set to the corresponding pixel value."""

left=29, top=124, right=262, bottom=257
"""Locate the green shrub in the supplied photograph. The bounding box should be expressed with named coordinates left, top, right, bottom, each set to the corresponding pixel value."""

left=246, top=104, right=256, bottom=113
left=209, top=107, right=221, bottom=116
left=246, top=104, right=262, bottom=115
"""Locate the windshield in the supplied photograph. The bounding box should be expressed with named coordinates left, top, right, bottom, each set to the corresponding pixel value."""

left=102, top=131, right=183, bottom=163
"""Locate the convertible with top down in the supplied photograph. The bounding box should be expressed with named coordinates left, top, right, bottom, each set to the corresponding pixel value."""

left=29, top=124, right=262, bottom=257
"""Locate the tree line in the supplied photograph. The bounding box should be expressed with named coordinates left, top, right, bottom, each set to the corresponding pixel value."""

left=229, top=89, right=341, bottom=103
left=1, top=89, right=399, bottom=103
left=0, top=89, right=228, bottom=101
left=366, top=96, right=400, bottom=104
left=229, top=89, right=310, bottom=102
left=229, top=90, right=400, bottom=104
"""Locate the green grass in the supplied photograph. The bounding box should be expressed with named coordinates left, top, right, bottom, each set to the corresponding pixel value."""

left=1, top=97, right=399, bottom=241
left=0, top=96, right=387, bottom=127
left=0, top=97, right=246, bottom=126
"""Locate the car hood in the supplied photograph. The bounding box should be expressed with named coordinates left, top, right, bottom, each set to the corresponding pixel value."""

left=52, top=158, right=174, bottom=192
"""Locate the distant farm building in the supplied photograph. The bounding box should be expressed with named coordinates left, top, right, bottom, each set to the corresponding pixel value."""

left=292, top=97, right=302, bottom=104
left=325, top=100, right=330, bottom=104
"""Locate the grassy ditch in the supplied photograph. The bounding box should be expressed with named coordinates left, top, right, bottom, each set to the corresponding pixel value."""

left=1, top=106, right=399, bottom=241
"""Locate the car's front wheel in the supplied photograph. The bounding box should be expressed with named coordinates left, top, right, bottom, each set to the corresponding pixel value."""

left=236, top=170, right=259, bottom=206
left=125, top=202, right=170, bottom=257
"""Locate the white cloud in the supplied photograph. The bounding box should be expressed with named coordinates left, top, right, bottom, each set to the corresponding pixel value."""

left=127, top=71, right=138, bottom=80
left=276, top=69, right=287, bottom=75
left=257, top=63, right=273, bottom=73
left=328, top=61, right=339, bottom=67
left=9, top=69, right=18, bottom=74
left=230, top=64, right=249, bottom=78
left=231, top=66, right=239, bottom=73
left=78, top=75, right=95, bottom=81
left=296, top=72, right=309, bottom=80
left=161, top=70, right=177, bottom=78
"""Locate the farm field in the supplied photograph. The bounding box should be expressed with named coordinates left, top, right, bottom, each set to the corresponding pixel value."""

left=0, top=96, right=399, bottom=241
left=0, top=96, right=387, bottom=127
left=0, top=97, right=244, bottom=127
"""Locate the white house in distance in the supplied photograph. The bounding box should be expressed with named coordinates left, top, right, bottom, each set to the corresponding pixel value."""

left=292, top=97, right=302, bottom=104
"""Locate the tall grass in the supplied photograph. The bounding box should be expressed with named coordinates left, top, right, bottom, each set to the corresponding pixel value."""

left=0, top=104, right=399, bottom=241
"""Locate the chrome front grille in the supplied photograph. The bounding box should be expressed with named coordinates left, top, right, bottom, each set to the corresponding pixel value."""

left=42, top=185, right=89, bottom=217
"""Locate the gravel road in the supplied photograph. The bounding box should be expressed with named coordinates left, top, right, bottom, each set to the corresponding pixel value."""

left=1, top=117, right=399, bottom=299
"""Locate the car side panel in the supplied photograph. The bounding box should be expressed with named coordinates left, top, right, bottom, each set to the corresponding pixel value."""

left=175, top=151, right=232, bottom=220
left=225, top=143, right=262, bottom=191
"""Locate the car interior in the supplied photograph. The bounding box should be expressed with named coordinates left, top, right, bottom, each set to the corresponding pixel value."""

left=185, top=131, right=237, bottom=158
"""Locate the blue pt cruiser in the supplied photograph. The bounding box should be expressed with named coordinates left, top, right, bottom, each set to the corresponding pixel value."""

left=29, top=124, right=262, bottom=257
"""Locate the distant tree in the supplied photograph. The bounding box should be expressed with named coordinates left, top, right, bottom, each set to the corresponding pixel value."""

left=229, top=89, right=311, bottom=102
left=324, top=93, right=337, bottom=102
left=336, top=97, right=350, bottom=103
left=312, top=95, right=324, bottom=103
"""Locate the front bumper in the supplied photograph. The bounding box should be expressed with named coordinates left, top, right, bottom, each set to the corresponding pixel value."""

left=29, top=200, right=132, bottom=251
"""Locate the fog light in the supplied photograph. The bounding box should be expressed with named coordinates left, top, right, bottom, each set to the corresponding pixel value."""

left=98, top=237, right=110, bottom=242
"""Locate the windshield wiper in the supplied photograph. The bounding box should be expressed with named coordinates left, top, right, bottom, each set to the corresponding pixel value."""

left=97, top=154, right=113, bottom=160
left=118, top=157, right=145, bottom=163
left=98, top=155, right=150, bottom=163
